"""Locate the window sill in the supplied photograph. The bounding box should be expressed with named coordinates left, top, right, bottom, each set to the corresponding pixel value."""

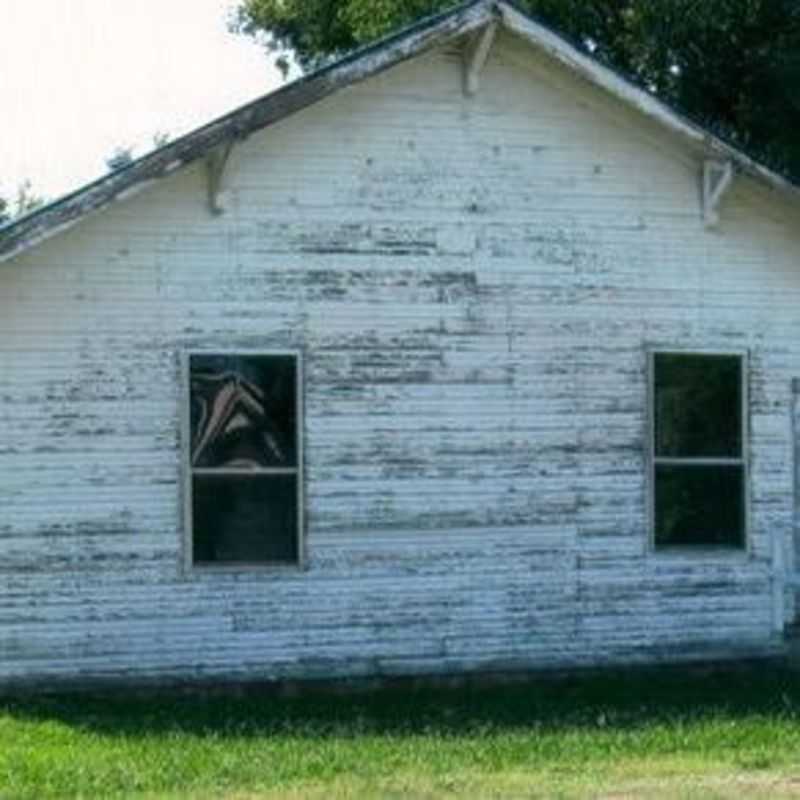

left=649, top=545, right=751, bottom=562
left=182, top=561, right=307, bottom=579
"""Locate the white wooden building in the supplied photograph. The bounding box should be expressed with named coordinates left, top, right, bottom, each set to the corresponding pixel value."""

left=2, top=0, right=800, bottom=687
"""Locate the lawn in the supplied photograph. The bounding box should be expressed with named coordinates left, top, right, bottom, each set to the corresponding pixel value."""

left=3, top=665, right=800, bottom=799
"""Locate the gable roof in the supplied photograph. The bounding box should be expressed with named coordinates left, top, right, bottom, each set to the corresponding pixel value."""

left=3, top=0, right=799, bottom=265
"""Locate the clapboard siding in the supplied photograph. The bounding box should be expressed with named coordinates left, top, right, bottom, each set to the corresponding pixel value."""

left=1, top=30, right=798, bottom=685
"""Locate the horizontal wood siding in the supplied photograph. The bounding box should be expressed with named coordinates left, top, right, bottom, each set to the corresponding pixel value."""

left=1, top=31, right=798, bottom=684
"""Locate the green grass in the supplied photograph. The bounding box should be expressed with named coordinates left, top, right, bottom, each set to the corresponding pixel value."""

left=3, top=666, right=800, bottom=798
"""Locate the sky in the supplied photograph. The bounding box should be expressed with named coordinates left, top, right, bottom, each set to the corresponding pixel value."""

left=0, top=0, right=292, bottom=203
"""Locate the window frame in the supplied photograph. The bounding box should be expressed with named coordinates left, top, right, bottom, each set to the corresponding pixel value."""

left=181, top=349, right=305, bottom=572
left=647, top=347, right=750, bottom=553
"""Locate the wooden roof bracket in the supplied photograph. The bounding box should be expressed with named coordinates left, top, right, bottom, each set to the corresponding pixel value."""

left=205, top=139, right=235, bottom=215
left=703, top=159, right=734, bottom=229
left=463, top=21, right=497, bottom=96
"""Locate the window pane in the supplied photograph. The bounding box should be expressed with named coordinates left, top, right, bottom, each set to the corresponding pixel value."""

left=190, top=354, right=297, bottom=468
left=193, top=474, right=298, bottom=563
left=654, top=353, right=741, bottom=458
left=654, top=464, right=744, bottom=547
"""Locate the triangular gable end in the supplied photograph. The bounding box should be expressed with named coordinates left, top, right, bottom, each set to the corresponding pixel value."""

left=2, top=0, right=798, bottom=265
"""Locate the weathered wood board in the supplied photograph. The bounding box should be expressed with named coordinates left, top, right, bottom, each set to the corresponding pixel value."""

left=1, top=31, right=798, bottom=685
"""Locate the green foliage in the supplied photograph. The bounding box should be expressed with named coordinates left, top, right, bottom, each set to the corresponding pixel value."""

left=13, top=180, right=45, bottom=217
left=0, top=180, right=46, bottom=226
left=106, top=146, right=135, bottom=172
left=3, top=667, right=800, bottom=798
left=234, top=0, right=800, bottom=179
left=151, top=131, right=172, bottom=149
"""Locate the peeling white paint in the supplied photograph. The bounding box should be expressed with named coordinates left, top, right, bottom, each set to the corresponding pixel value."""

left=0, top=31, right=799, bottom=688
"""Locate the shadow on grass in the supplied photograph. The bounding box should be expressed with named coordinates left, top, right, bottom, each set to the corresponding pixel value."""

left=2, top=664, right=798, bottom=740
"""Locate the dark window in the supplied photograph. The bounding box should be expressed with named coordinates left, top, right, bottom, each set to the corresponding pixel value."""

left=652, top=352, right=746, bottom=548
left=188, top=353, right=301, bottom=565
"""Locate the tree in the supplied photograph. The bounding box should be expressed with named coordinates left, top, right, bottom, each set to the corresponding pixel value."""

left=0, top=179, right=45, bottom=225
left=151, top=131, right=172, bottom=149
left=234, top=0, right=800, bottom=179
left=104, top=133, right=172, bottom=174
left=13, top=180, right=45, bottom=216
left=106, top=146, right=135, bottom=172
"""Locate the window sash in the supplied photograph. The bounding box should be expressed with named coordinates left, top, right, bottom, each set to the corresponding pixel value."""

left=648, top=350, right=748, bottom=550
left=182, top=350, right=304, bottom=570
left=192, top=466, right=299, bottom=477
left=653, top=462, right=746, bottom=548
left=653, top=457, right=744, bottom=467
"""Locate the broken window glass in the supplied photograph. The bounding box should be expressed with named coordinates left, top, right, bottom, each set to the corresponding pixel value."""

left=188, top=353, right=300, bottom=565
left=190, top=354, right=297, bottom=469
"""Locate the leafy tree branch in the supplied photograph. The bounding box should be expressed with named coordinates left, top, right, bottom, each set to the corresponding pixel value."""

left=234, top=0, right=800, bottom=179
